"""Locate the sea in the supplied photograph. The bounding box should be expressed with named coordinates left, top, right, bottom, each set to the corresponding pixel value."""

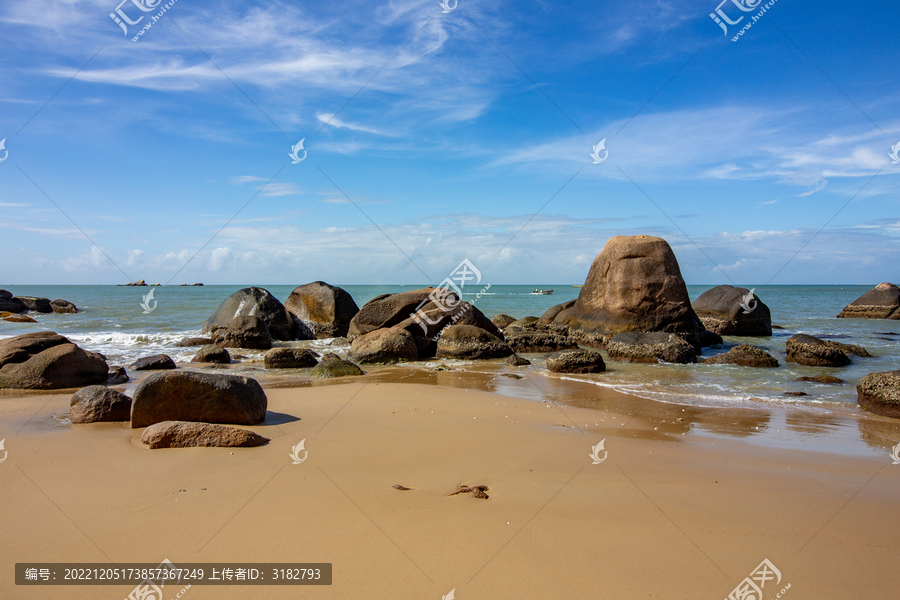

left=1, top=284, right=897, bottom=412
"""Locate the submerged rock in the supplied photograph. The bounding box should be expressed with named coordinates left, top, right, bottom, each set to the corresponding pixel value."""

left=785, top=335, right=850, bottom=367
left=702, top=344, right=778, bottom=368
left=310, top=358, right=364, bottom=378
left=130, top=354, right=177, bottom=371
left=436, top=325, right=512, bottom=360
left=606, top=331, right=696, bottom=364
left=546, top=350, right=606, bottom=374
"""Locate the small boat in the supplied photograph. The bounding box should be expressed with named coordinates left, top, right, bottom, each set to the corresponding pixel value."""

left=531, top=289, right=554, bottom=295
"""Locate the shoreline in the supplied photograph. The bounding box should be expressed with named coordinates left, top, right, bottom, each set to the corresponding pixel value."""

left=2, top=374, right=899, bottom=598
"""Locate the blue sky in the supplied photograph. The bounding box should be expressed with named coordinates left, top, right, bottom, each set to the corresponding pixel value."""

left=1, top=0, right=898, bottom=285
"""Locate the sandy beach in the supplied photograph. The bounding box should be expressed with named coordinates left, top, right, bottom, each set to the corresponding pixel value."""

left=2, top=370, right=899, bottom=599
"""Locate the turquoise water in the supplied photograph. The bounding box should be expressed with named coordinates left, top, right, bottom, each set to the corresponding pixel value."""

left=1, top=284, right=896, bottom=410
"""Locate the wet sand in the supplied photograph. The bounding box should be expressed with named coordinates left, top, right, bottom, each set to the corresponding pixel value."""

left=1, top=369, right=899, bottom=599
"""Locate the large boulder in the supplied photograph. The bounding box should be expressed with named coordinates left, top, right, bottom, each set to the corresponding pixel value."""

left=541, top=300, right=576, bottom=324
left=0, top=291, right=27, bottom=314
left=264, top=347, right=319, bottom=368
left=785, top=334, right=851, bottom=367
left=857, top=371, right=900, bottom=419
left=214, top=316, right=272, bottom=350
left=349, top=288, right=501, bottom=339
left=349, top=328, right=418, bottom=364
left=546, top=350, right=606, bottom=374
left=191, top=345, right=231, bottom=364
left=838, top=283, right=900, bottom=319
left=141, top=421, right=270, bottom=449
left=130, top=354, right=177, bottom=371
left=284, top=281, right=360, bottom=339
left=0, top=332, right=108, bottom=389
left=131, top=371, right=268, bottom=428
left=70, top=386, right=132, bottom=423
left=691, top=285, right=772, bottom=336
left=50, top=299, right=78, bottom=314
left=701, top=345, right=778, bottom=368
left=606, top=332, right=697, bottom=364
left=202, top=287, right=305, bottom=340
left=557, top=236, right=703, bottom=341
left=436, top=325, right=513, bottom=360
left=13, top=296, right=52, bottom=313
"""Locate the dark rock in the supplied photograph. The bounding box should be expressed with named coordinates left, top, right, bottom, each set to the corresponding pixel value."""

left=838, top=283, right=900, bottom=319
left=857, top=370, right=900, bottom=418
left=176, top=337, right=213, bottom=347
left=108, top=366, right=129, bottom=385
left=541, top=300, right=576, bottom=324
left=491, top=314, right=517, bottom=328
left=349, top=328, right=418, bottom=364
left=558, top=235, right=703, bottom=340
left=191, top=345, right=231, bottom=364
left=264, top=347, right=319, bottom=368
left=797, top=375, right=844, bottom=384
left=131, top=371, right=268, bottom=428
left=125, top=280, right=148, bottom=286
left=70, top=385, right=132, bottom=423
left=13, top=296, right=52, bottom=313
left=0, top=293, right=27, bottom=314
left=202, top=287, right=304, bottom=341
left=50, top=299, right=78, bottom=313
left=546, top=349, right=606, bottom=373
left=349, top=288, right=502, bottom=343
left=216, top=316, right=272, bottom=350
left=284, top=281, right=360, bottom=339
left=606, top=332, right=697, bottom=364
left=784, top=391, right=808, bottom=396
left=130, top=354, right=177, bottom=371
left=311, top=358, right=364, bottom=378
left=141, top=421, right=269, bottom=449
left=436, top=324, right=513, bottom=360
left=0, top=332, right=108, bottom=389
left=702, top=344, right=778, bottom=368
left=785, top=334, right=850, bottom=367
left=698, top=329, right=724, bottom=348
left=692, top=285, right=772, bottom=336
left=506, top=354, right=531, bottom=367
